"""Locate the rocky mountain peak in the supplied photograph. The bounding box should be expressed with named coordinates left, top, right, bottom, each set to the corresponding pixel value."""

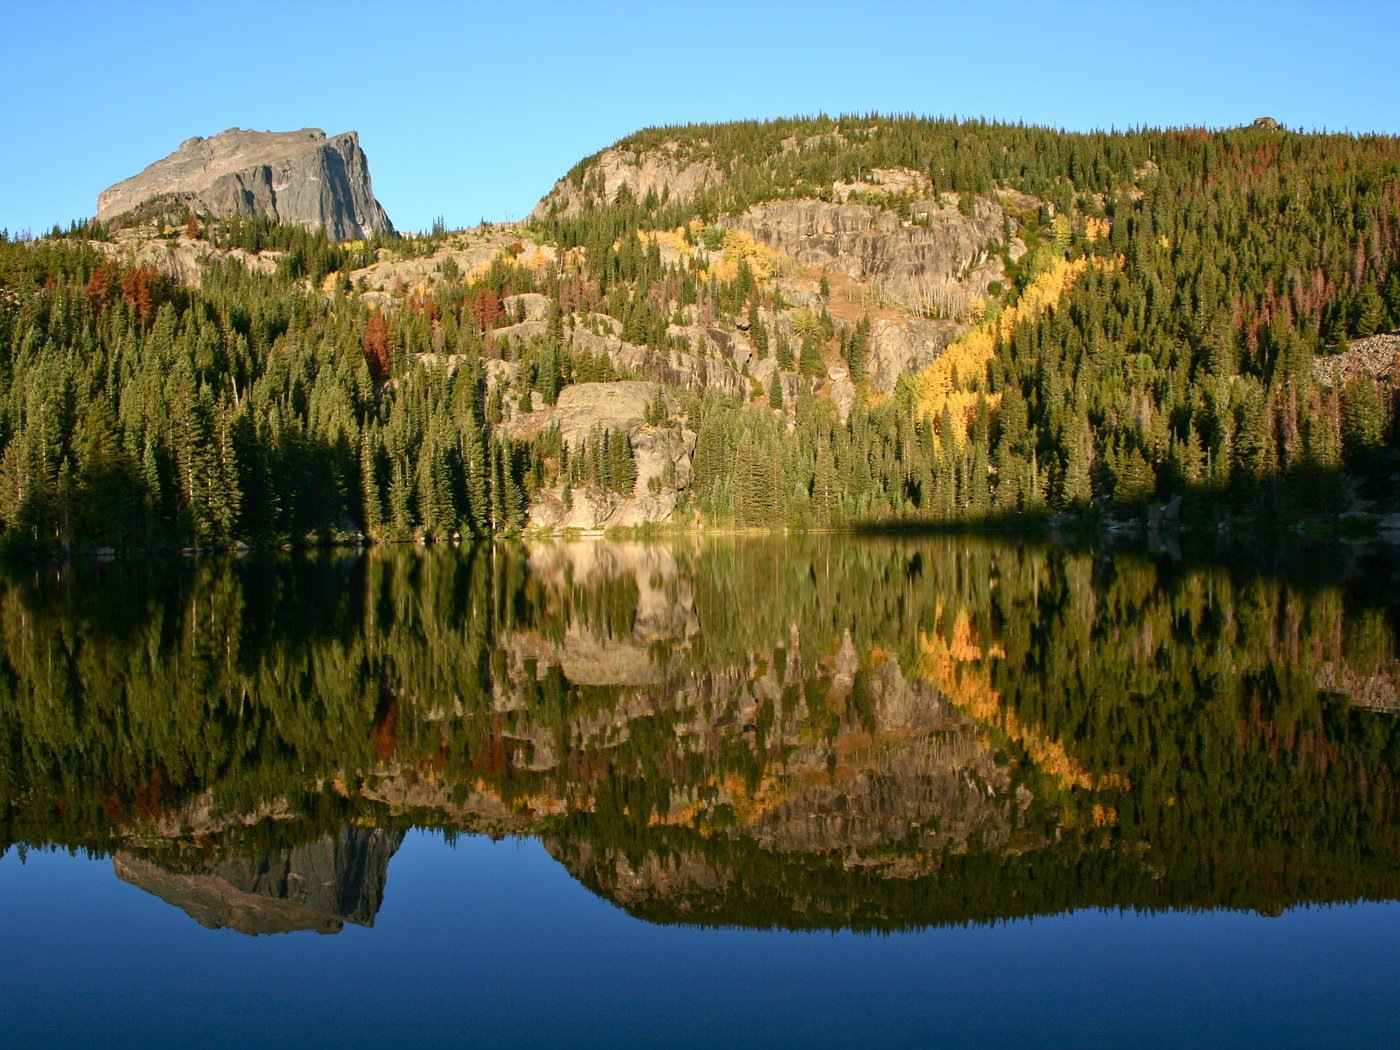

left=97, top=126, right=394, bottom=240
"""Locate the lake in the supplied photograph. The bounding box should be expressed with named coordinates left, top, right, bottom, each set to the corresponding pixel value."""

left=2, top=536, right=1398, bottom=1047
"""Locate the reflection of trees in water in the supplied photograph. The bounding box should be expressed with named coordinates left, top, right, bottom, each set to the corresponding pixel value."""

left=0, top=537, right=1397, bottom=929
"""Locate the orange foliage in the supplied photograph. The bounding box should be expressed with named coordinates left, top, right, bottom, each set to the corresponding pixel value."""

left=371, top=699, right=398, bottom=762
left=362, top=311, right=390, bottom=381
left=468, top=286, right=503, bottom=333
left=916, top=607, right=1128, bottom=794
left=131, top=768, right=166, bottom=820
left=119, top=264, right=166, bottom=326
left=86, top=260, right=117, bottom=313
left=406, top=291, right=441, bottom=322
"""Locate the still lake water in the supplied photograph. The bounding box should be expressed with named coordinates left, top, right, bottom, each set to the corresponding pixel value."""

left=2, top=536, right=1398, bottom=1047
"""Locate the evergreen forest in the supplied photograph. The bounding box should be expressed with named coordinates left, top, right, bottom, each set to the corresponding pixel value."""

left=2, top=115, right=1399, bottom=551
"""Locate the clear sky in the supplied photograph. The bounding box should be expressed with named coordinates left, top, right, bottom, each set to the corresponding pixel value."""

left=3, top=0, right=1397, bottom=236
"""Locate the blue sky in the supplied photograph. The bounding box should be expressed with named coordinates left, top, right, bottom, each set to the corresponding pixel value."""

left=3, top=0, right=1397, bottom=236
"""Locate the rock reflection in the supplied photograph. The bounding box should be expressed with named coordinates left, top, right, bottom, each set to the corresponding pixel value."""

left=114, top=827, right=402, bottom=935
left=0, top=536, right=1397, bottom=931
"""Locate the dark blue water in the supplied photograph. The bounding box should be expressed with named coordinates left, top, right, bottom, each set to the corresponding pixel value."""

left=2, top=537, right=1399, bottom=1046
left=4, top=832, right=1399, bottom=1048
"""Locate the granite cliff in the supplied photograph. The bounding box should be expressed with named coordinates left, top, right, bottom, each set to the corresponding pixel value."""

left=97, top=127, right=393, bottom=240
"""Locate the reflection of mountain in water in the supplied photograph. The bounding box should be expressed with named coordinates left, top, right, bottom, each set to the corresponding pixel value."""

left=2, top=537, right=1398, bottom=931
left=114, top=828, right=404, bottom=935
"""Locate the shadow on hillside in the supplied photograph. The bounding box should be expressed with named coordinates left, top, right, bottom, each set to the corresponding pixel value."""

left=851, top=458, right=1400, bottom=537
left=850, top=461, right=1400, bottom=603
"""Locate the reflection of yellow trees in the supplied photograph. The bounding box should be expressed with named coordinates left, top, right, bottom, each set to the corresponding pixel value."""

left=916, top=604, right=1127, bottom=798
left=650, top=773, right=795, bottom=832
left=5, top=534, right=1400, bottom=926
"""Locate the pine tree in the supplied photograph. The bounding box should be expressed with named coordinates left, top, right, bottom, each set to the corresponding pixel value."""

left=1341, top=376, right=1387, bottom=467
left=1060, top=419, right=1093, bottom=508
left=775, top=332, right=793, bottom=371
left=1111, top=445, right=1156, bottom=511
left=359, top=428, right=384, bottom=534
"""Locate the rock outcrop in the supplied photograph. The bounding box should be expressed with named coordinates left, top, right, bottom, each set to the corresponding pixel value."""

left=98, top=128, right=393, bottom=240
left=541, top=654, right=1039, bottom=926
left=864, top=316, right=962, bottom=393
left=726, top=195, right=1008, bottom=319
left=511, top=381, right=697, bottom=530
left=1314, top=331, right=1400, bottom=388
left=532, top=143, right=722, bottom=220
left=1316, top=661, right=1400, bottom=713
left=93, top=233, right=280, bottom=288
left=516, top=380, right=661, bottom=445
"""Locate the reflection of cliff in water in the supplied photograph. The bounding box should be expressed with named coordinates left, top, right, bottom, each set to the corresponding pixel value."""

left=113, top=827, right=403, bottom=936
left=1, top=536, right=1398, bottom=931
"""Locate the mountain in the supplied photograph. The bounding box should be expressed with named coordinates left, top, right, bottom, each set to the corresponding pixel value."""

left=1, top=114, right=1398, bottom=552
left=96, top=127, right=394, bottom=240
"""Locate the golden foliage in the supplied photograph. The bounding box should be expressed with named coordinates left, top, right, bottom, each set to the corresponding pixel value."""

left=646, top=226, right=692, bottom=255
left=1092, top=803, right=1119, bottom=827
left=516, top=244, right=555, bottom=271
left=646, top=771, right=796, bottom=831
left=912, top=256, right=1114, bottom=445
left=704, top=229, right=789, bottom=284
left=915, top=606, right=1128, bottom=794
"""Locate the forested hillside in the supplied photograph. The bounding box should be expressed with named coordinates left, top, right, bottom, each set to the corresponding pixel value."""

left=1, top=115, right=1398, bottom=551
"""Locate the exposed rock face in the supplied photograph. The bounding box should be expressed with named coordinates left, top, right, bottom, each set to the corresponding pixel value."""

left=93, top=233, right=280, bottom=288
left=576, top=326, right=751, bottom=400
left=519, top=380, right=660, bottom=445
left=113, top=826, right=404, bottom=935
left=502, top=292, right=552, bottom=321
left=745, top=658, right=1028, bottom=858
left=865, top=316, right=962, bottom=393
left=503, top=542, right=699, bottom=689
left=726, top=196, right=1008, bottom=318
left=97, top=128, right=393, bottom=240
left=532, top=144, right=722, bottom=220
left=484, top=318, right=751, bottom=403
left=511, top=381, right=697, bottom=530
left=1316, top=661, right=1400, bottom=713
left=352, top=226, right=528, bottom=298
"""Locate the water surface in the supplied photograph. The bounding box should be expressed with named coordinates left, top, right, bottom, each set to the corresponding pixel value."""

left=2, top=537, right=1398, bottom=1046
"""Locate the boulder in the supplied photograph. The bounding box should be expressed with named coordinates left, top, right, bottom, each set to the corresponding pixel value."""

left=524, top=381, right=660, bottom=446
left=503, top=292, right=552, bottom=321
